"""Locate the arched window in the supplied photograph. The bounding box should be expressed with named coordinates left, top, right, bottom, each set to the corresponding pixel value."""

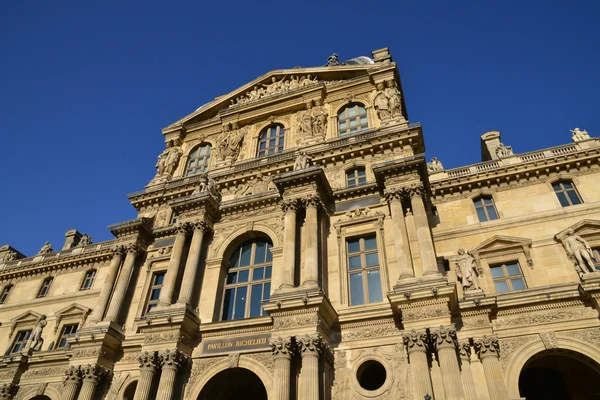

left=257, top=124, right=285, bottom=158
left=473, top=196, right=499, bottom=222
left=338, top=103, right=368, bottom=136
left=185, top=143, right=212, bottom=176
left=552, top=180, right=582, bottom=207
left=346, top=167, right=367, bottom=187
left=222, top=238, right=272, bottom=320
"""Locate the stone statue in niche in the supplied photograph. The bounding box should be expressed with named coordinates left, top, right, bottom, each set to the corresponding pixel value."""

left=38, top=242, right=53, bottom=255
left=296, top=100, right=328, bottom=145
left=293, top=151, right=312, bottom=170
left=570, top=127, right=590, bottom=142
left=155, top=140, right=183, bottom=180
left=561, top=229, right=596, bottom=274
left=385, top=80, right=403, bottom=118
left=216, top=123, right=245, bottom=163
left=27, top=315, right=47, bottom=351
left=78, top=234, right=93, bottom=247
left=427, top=157, right=444, bottom=173
left=374, top=80, right=403, bottom=121
left=373, top=82, right=391, bottom=120
left=495, top=142, right=513, bottom=158
left=455, top=249, right=481, bottom=292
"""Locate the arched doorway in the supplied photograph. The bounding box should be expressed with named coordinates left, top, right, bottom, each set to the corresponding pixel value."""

left=519, top=349, right=600, bottom=399
left=122, top=380, right=137, bottom=400
left=198, top=368, right=267, bottom=400
left=30, top=396, right=51, bottom=400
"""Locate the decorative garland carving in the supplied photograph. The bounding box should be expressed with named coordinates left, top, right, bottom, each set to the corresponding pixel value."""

left=341, top=325, right=398, bottom=341
left=21, top=367, right=58, bottom=379
left=557, top=327, right=600, bottom=347
left=144, top=330, right=185, bottom=344
left=498, top=336, right=536, bottom=370
left=273, top=314, right=321, bottom=330
left=402, top=305, right=449, bottom=322
left=495, top=308, right=596, bottom=328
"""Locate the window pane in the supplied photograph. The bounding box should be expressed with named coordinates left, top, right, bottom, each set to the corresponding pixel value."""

left=349, top=273, right=365, bottom=306
left=253, top=267, right=264, bottom=280
left=474, top=199, right=483, bottom=207
left=349, top=107, right=356, bottom=117
left=240, top=243, right=252, bottom=266
left=249, top=284, right=263, bottom=318
left=150, top=288, right=161, bottom=300
left=364, top=236, right=377, bottom=250
left=254, top=241, right=266, bottom=264
left=367, top=270, right=383, bottom=303
left=365, top=252, right=379, bottom=267
left=476, top=207, right=488, bottom=222
left=483, top=198, right=493, bottom=205
left=494, top=281, right=509, bottom=293
left=265, top=266, right=272, bottom=279
left=486, top=205, right=499, bottom=220
left=347, top=238, right=360, bottom=253
left=234, top=286, right=247, bottom=320
left=266, top=243, right=273, bottom=262
left=348, top=256, right=362, bottom=270
left=237, top=270, right=249, bottom=283
left=490, top=267, right=505, bottom=279
left=505, top=263, right=521, bottom=276
left=511, top=278, right=526, bottom=291
left=567, top=190, right=581, bottom=205
left=556, top=192, right=570, bottom=207
left=222, top=289, right=235, bottom=321
left=263, top=282, right=271, bottom=302
left=154, top=274, right=164, bottom=285
left=561, top=182, right=573, bottom=189
left=226, top=272, right=237, bottom=284
left=348, top=180, right=356, bottom=188
left=358, top=176, right=367, bottom=185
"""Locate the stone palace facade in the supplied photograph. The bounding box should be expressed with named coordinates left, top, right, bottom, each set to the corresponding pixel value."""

left=0, top=48, right=599, bottom=400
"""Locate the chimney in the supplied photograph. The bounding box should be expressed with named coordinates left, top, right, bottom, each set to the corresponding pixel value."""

left=62, top=229, right=82, bottom=250
left=480, top=131, right=502, bottom=161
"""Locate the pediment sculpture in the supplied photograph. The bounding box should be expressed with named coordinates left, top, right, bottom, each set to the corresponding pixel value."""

left=296, top=100, right=328, bottom=145
left=216, top=123, right=246, bottom=164
left=373, top=80, right=403, bottom=122
left=230, top=75, right=321, bottom=106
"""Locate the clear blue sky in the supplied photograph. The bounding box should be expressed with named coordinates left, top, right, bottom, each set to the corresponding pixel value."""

left=1, top=1, right=598, bottom=256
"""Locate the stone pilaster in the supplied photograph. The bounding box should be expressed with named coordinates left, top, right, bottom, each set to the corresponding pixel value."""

left=77, top=364, right=107, bottom=400
left=159, top=223, right=191, bottom=307
left=63, top=365, right=82, bottom=400
left=133, top=351, right=159, bottom=400
left=383, top=188, right=414, bottom=280
left=298, top=334, right=323, bottom=400
left=0, top=384, right=18, bottom=400
left=105, top=244, right=140, bottom=323
left=407, top=185, right=439, bottom=276
left=474, top=336, right=508, bottom=400
left=431, top=325, right=465, bottom=400
left=270, top=337, right=294, bottom=400
left=177, top=221, right=209, bottom=306
left=403, top=329, right=434, bottom=399
left=279, top=199, right=300, bottom=290
left=302, top=195, right=322, bottom=289
left=156, top=349, right=188, bottom=400
left=89, top=245, right=125, bottom=323
left=459, top=340, right=479, bottom=400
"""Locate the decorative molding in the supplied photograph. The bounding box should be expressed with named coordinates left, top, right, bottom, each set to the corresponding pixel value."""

left=498, top=336, right=536, bottom=370
left=495, top=308, right=597, bottom=329
left=539, top=332, right=557, bottom=349
left=342, top=324, right=398, bottom=341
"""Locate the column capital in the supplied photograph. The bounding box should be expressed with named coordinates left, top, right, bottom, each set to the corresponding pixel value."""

left=430, top=325, right=458, bottom=351
left=175, top=222, right=192, bottom=236
left=0, top=383, right=18, bottom=399
left=281, top=198, right=302, bottom=213
left=270, top=337, right=294, bottom=359
left=111, top=245, right=126, bottom=257
left=405, top=183, right=425, bottom=198
left=459, top=340, right=472, bottom=362
left=159, top=349, right=188, bottom=370
left=191, top=220, right=211, bottom=233
left=402, top=329, right=429, bottom=353
left=138, top=351, right=160, bottom=371
left=473, top=335, right=500, bottom=359
left=297, top=334, right=324, bottom=357
left=302, top=194, right=323, bottom=210
left=80, top=363, right=108, bottom=383
left=125, top=243, right=142, bottom=256
left=63, top=365, right=82, bottom=384
left=383, top=187, right=404, bottom=203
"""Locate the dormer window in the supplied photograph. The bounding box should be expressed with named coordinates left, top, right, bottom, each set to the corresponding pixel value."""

left=338, top=103, right=368, bottom=136
left=257, top=124, right=285, bottom=158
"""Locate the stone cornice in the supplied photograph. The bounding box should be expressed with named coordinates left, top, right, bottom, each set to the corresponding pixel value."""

left=107, top=217, right=153, bottom=241
left=219, top=191, right=281, bottom=217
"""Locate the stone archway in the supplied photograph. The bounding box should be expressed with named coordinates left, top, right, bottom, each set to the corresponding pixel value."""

left=197, top=367, right=267, bottom=400
left=518, top=349, right=600, bottom=400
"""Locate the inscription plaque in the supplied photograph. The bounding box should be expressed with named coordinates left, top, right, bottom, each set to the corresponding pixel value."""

left=203, top=333, right=271, bottom=354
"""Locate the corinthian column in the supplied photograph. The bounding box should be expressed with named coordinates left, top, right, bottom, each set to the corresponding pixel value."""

left=302, top=195, right=321, bottom=289
left=133, top=351, right=159, bottom=400
left=431, top=325, right=465, bottom=400
left=159, top=223, right=191, bottom=307
left=403, top=329, right=434, bottom=399
left=298, top=334, right=323, bottom=400
left=104, top=244, right=140, bottom=323
left=474, top=336, right=508, bottom=400
left=89, top=246, right=125, bottom=323
left=270, top=337, right=294, bottom=400
left=77, top=364, right=107, bottom=400
left=407, top=185, right=439, bottom=276
left=157, top=349, right=187, bottom=400
left=177, top=221, right=209, bottom=306
left=383, top=188, right=414, bottom=280
left=280, top=199, right=300, bottom=289
left=459, top=341, right=479, bottom=400
left=63, top=366, right=82, bottom=400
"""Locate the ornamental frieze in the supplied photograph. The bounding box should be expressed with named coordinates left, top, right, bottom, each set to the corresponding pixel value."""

left=188, top=357, right=224, bottom=389
left=21, top=367, right=58, bottom=379
left=273, top=313, right=321, bottom=330
left=402, top=305, right=450, bottom=322
left=495, top=308, right=597, bottom=329
left=557, top=327, right=600, bottom=347
left=72, top=347, right=107, bottom=359
left=144, top=330, right=185, bottom=345
left=341, top=325, right=398, bottom=341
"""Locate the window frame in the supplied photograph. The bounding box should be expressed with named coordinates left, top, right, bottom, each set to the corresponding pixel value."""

left=473, top=195, right=499, bottom=222
left=489, top=260, right=527, bottom=293
left=552, top=180, right=583, bottom=207
left=346, top=234, right=384, bottom=306
left=346, top=167, right=367, bottom=188
left=80, top=270, right=96, bottom=291
left=56, top=323, right=78, bottom=349
left=144, top=271, right=166, bottom=314
left=37, top=277, right=53, bottom=298
left=256, top=124, right=285, bottom=158
left=9, top=329, right=31, bottom=354
left=185, top=143, right=212, bottom=176
left=593, top=247, right=600, bottom=270
left=338, top=103, right=369, bottom=137
left=0, top=285, right=13, bottom=304
left=220, top=238, right=273, bottom=321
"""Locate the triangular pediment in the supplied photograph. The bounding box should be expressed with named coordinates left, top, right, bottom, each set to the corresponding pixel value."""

left=165, top=62, right=390, bottom=131
left=469, top=235, right=532, bottom=255
left=55, top=303, right=90, bottom=319
left=10, top=310, right=43, bottom=325
left=555, top=219, right=600, bottom=241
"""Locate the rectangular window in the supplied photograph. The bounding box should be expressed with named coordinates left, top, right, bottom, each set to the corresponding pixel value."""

left=0, top=285, right=12, bottom=304
left=474, top=197, right=499, bottom=222
left=490, top=261, right=526, bottom=293
left=57, top=324, right=78, bottom=349
left=553, top=181, right=582, bottom=207
left=346, top=168, right=367, bottom=188
left=346, top=234, right=383, bottom=306
left=145, top=272, right=165, bottom=314
left=80, top=270, right=96, bottom=290
left=37, top=277, right=53, bottom=298
left=10, top=330, right=31, bottom=354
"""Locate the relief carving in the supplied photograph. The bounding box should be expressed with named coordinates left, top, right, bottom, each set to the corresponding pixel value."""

left=373, top=80, right=403, bottom=122
left=402, top=305, right=449, bottom=322
left=235, top=173, right=276, bottom=197
left=539, top=332, right=557, bottom=349
left=498, top=336, right=536, bottom=370
left=295, top=100, right=327, bottom=145
left=341, top=325, right=398, bottom=341
left=106, top=371, right=130, bottom=399
left=230, top=75, right=321, bottom=106
left=21, top=367, right=57, bottom=379
left=144, top=330, right=184, bottom=344
left=495, top=308, right=597, bottom=328
left=188, top=357, right=223, bottom=389
left=273, top=314, right=320, bottom=330
left=557, top=327, right=600, bottom=347
left=216, top=123, right=246, bottom=163
left=244, top=352, right=274, bottom=372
